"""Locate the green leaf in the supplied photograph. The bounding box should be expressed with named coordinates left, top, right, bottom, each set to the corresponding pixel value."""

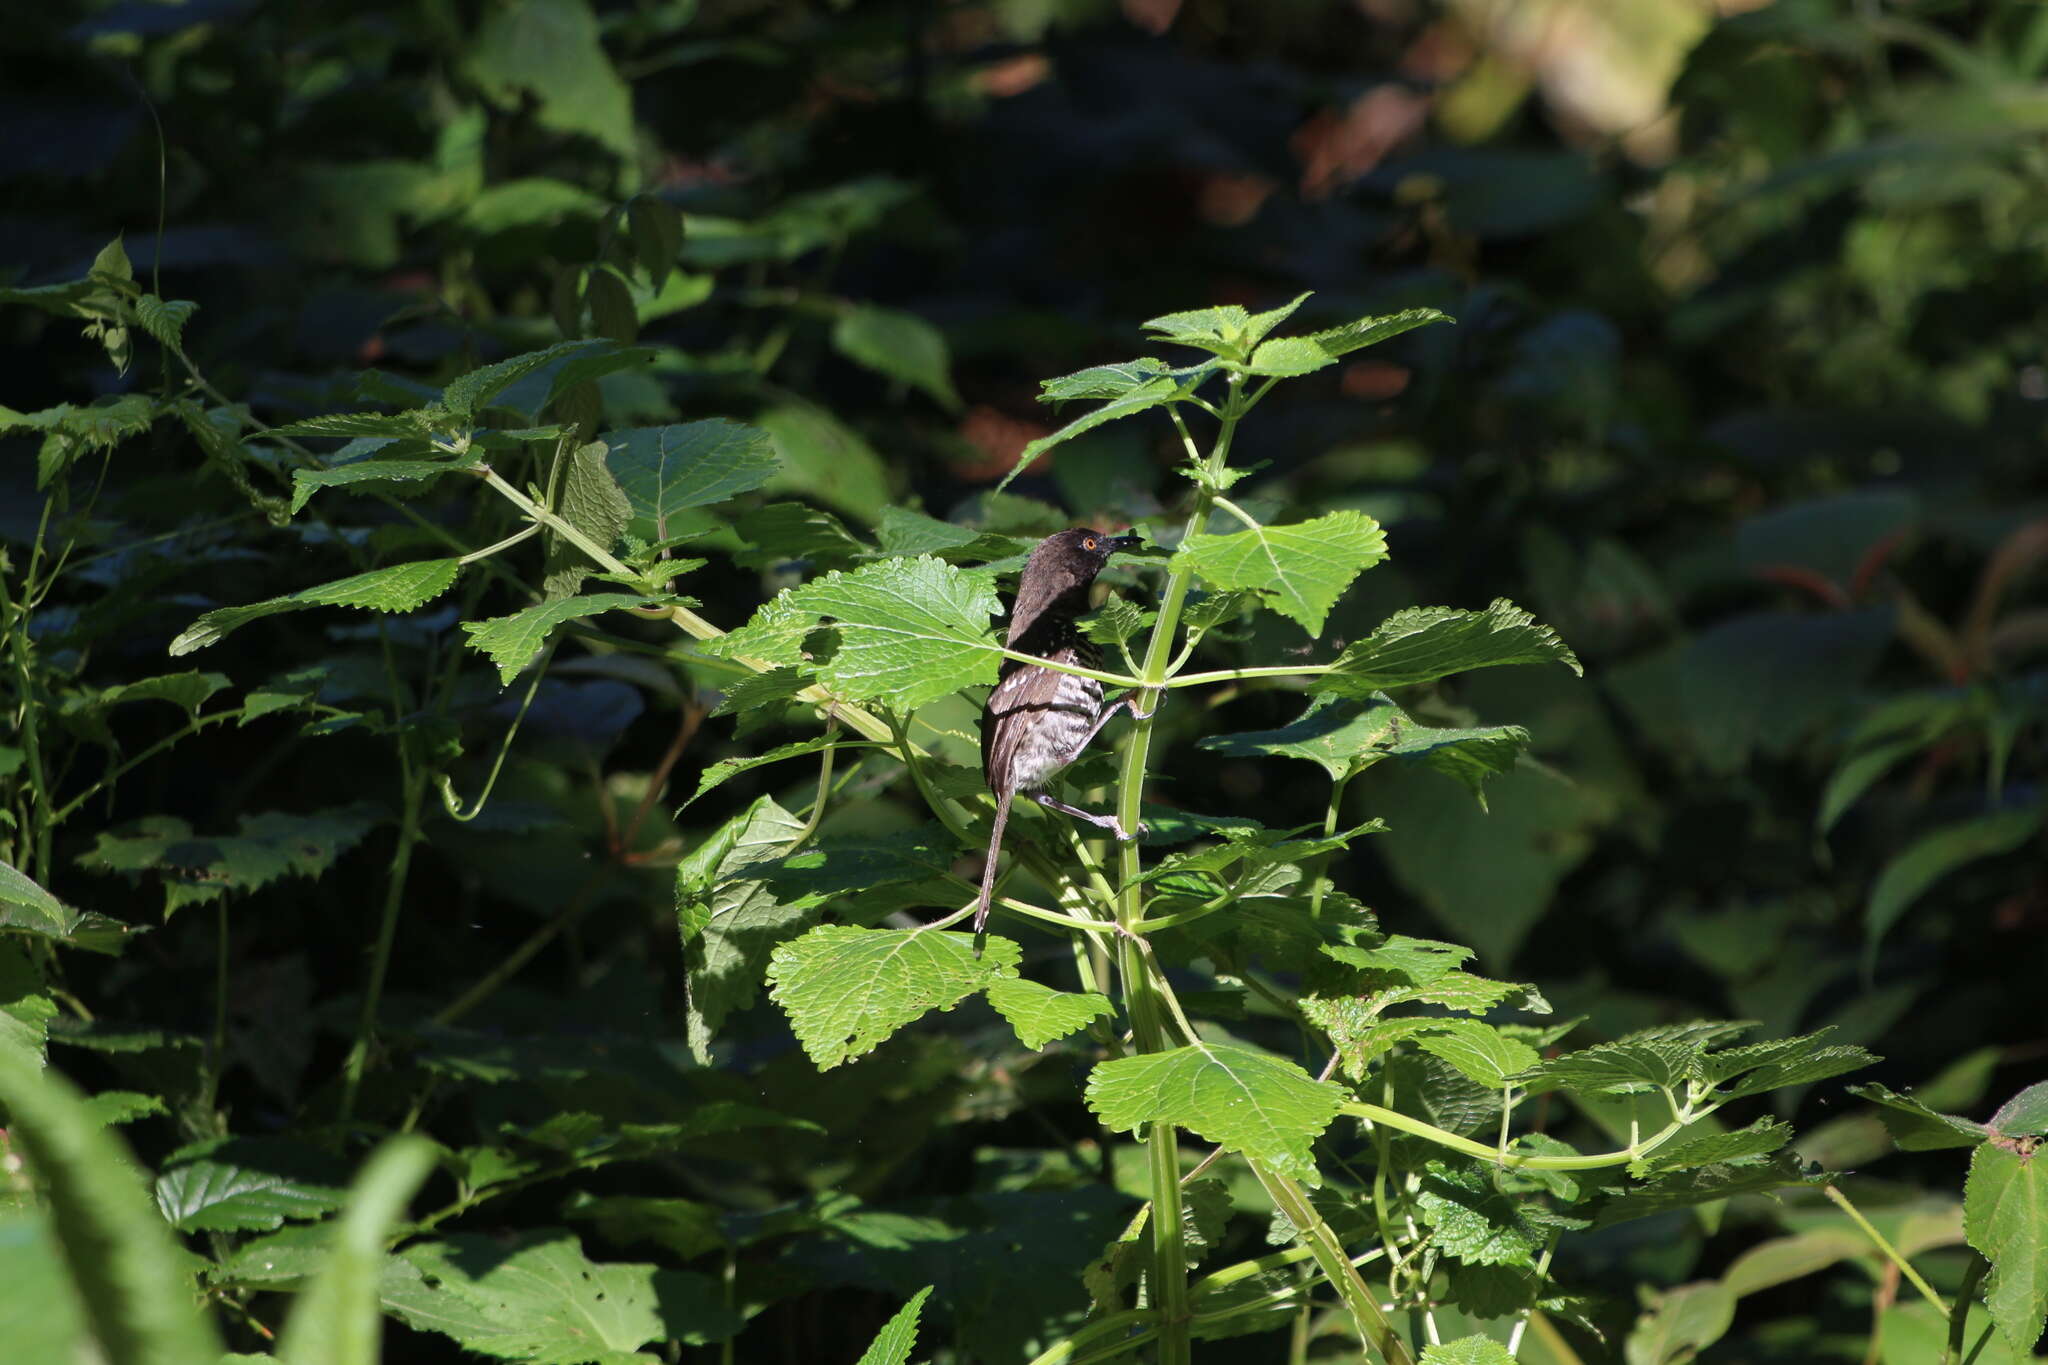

left=1085, top=1043, right=1345, bottom=1184
left=1001, top=377, right=1181, bottom=492
left=708, top=666, right=815, bottom=717
left=684, top=736, right=879, bottom=807
left=1311, top=599, right=1581, bottom=695
left=1307, top=307, right=1452, bottom=358
left=265, top=411, right=444, bottom=440
left=1590, top=1152, right=1819, bottom=1229
left=1510, top=1033, right=1704, bottom=1097
left=1967, top=1140, right=2048, bottom=1358
left=605, top=420, right=780, bottom=536
left=854, top=1285, right=934, bottom=1365
left=677, top=798, right=813, bottom=1059
left=1632, top=1118, right=1793, bottom=1176
left=766, top=926, right=1021, bottom=1070
left=0, top=941, right=57, bottom=1075
left=1416, top=1021, right=1541, bottom=1091
left=786, top=555, right=1002, bottom=709
left=461, top=594, right=652, bottom=685
left=134, top=294, right=197, bottom=354
left=0, top=1215, right=89, bottom=1361
left=1415, top=1159, right=1589, bottom=1267
left=1625, top=1281, right=1736, bottom=1365
left=0, top=858, right=75, bottom=940
left=1077, top=596, right=1154, bottom=650
left=288, top=460, right=464, bottom=514
left=733, top=502, right=868, bottom=571
left=169, top=559, right=462, bottom=655
left=1716, top=1044, right=1874, bottom=1102
left=1865, top=805, right=2044, bottom=963
left=985, top=978, right=1113, bottom=1050
left=546, top=439, right=636, bottom=597
left=1040, top=357, right=1177, bottom=401
left=0, top=1049, right=223, bottom=1365
left=1992, top=1082, right=2048, bottom=1139
left=1420, top=1336, right=1518, bottom=1365
left=1244, top=336, right=1339, bottom=378
left=758, top=404, right=893, bottom=520
left=78, top=808, right=382, bottom=915
left=465, top=0, right=635, bottom=160
left=832, top=305, right=961, bottom=410
left=1849, top=1083, right=1993, bottom=1151
left=628, top=197, right=684, bottom=288
left=155, top=1154, right=347, bottom=1234
left=383, top=1232, right=740, bottom=1361
left=442, top=340, right=603, bottom=419
left=275, top=1138, right=436, bottom=1365
left=1171, top=511, right=1388, bottom=637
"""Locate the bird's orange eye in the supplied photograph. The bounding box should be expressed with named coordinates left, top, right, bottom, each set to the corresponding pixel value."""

left=1084, top=537, right=1097, bottom=550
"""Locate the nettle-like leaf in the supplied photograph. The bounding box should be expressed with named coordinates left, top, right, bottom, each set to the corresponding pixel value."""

left=1864, top=805, right=2044, bottom=965
left=1419, top=1336, right=1518, bottom=1365
left=155, top=1144, right=349, bottom=1234
left=708, top=665, right=815, bottom=718
left=462, top=593, right=653, bottom=685
left=1509, top=1033, right=1705, bottom=1097
left=873, top=506, right=1031, bottom=564
left=289, top=459, right=467, bottom=514
left=734, top=502, right=868, bottom=571
left=788, top=555, right=1003, bottom=708
left=1201, top=692, right=1529, bottom=797
left=1416, top=1020, right=1542, bottom=1091
left=1078, top=595, right=1155, bottom=652
left=169, top=559, right=462, bottom=655
left=1311, top=598, right=1581, bottom=696
left=0, top=860, right=134, bottom=955
left=78, top=806, right=382, bottom=916
left=855, top=1286, right=935, bottom=1365
left=1967, top=1138, right=2048, bottom=1358
left=1590, top=1152, right=1820, bottom=1229
left=1415, top=1159, right=1591, bottom=1267
left=685, top=736, right=881, bottom=806
left=1630, top=1117, right=1794, bottom=1177
left=766, top=926, right=1021, bottom=1070
left=1851, top=1083, right=1993, bottom=1151
left=985, top=978, right=1113, bottom=1050
left=677, top=797, right=814, bottom=1058
left=605, top=419, right=780, bottom=537
left=382, top=1231, right=740, bottom=1361
left=1085, top=1043, right=1345, bottom=1184
left=1171, top=510, right=1388, bottom=638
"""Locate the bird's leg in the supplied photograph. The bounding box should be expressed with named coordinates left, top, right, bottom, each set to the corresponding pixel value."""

left=1069, top=691, right=1156, bottom=760
left=1032, top=791, right=1144, bottom=842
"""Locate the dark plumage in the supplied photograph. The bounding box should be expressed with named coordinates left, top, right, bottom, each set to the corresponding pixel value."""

left=975, top=528, right=1143, bottom=933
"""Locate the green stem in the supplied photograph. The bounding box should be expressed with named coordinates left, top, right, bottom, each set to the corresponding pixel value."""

left=341, top=764, right=430, bottom=1121
left=1312, top=772, right=1353, bottom=918
left=1343, top=1100, right=1700, bottom=1170
left=1256, top=1165, right=1415, bottom=1365
left=1825, top=1182, right=1949, bottom=1319
left=1943, top=1254, right=1988, bottom=1365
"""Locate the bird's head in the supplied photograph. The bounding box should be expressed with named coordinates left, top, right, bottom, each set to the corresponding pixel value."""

left=1022, top=528, right=1142, bottom=593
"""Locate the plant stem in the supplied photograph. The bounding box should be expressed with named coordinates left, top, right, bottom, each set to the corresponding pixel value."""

left=1942, top=1254, right=1988, bottom=1365
left=1343, top=1100, right=1700, bottom=1170
left=1256, top=1165, right=1415, bottom=1365
left=1825, top=1182, right=1949, bottom=1318
left=340, top=763, right=429, bottom=1121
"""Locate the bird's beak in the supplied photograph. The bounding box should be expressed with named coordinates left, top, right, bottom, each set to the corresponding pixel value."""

left=1104, top=534, right=1142, bottom=554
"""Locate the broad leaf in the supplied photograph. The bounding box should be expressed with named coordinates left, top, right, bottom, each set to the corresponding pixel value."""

left=766, top=926, right=1021, bottom=1070
left=0, top=859, right=74, bottom=940
left=786, top=555, right=1002, bottom=708
left=1631, top=1118, right=1793, bottom=1176
left=289, top=460, right=465, bottom=514
left=156, top=1152, right=347, bottom=1233
left=1849, top=1083, right=1992, bottom=1151
left=1865, top=806, right=2043, bottom=963
left=684, top=736, right=879, bottom=806
left=1415, top=1160, right=1589, bottom=1267
left=1420, top=1337, right=1518, bottom=1365
left=1085, top=1043, right=1344, bottom=1184
left=462, top=594, right=652, bottom=685
left=605, top=420, right=780, bottom=535
left=1306, top=306, right=1452, bottom=358
left=1312, top=599, right=1580, bottom=696
left=1171, top=511, right=1388, bottom=637
left=169, top=559, right=462, bottom=655
left=1967, top=1141, right=2048, bottom=1359
left=985, top=978, right=1113, bottom=1050
left=1417, top=1021, right=1541, bottom=1091
left=1001, top=377, right=1181, bottom=491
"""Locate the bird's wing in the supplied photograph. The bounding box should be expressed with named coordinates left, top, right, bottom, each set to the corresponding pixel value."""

left=982, top=656, right=1080, bottom=788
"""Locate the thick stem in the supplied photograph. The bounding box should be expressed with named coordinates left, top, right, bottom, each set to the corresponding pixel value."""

left=1256, top=1165, right=1415, bottom=1365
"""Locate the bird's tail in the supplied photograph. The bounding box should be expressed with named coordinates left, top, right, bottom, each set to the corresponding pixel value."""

left=975, top=790, right=1015, bottom=936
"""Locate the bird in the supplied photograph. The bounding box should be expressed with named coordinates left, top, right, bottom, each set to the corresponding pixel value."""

left=975, top=528, right=1146, bottom=935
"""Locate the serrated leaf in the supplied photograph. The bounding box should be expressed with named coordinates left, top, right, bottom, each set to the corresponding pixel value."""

left=289, top=460, right=464, bottom=514
left=1967, top=1141, right=2048, bottom=1359
left=1321, top=933, right=1473, bottom=986
left=584, top=266, right=638, bottom=343
left=733, top=502, right=867, bottom=571
left=1077, top=596, right=1154, bottom=649
left=1625, top=1281, right=1736, bottom=1365
left=1850, top=1083, right=1992, bottom=1151
left=1416, top=1160, right=1589, bottom=1267
left=0, top=859, right=74, bottom=939
left=1716, top=1044, right=1874, bottom=1101
left=78, top=807, right=381, bottom=915
left=766, top=926, right=1020, bottom=1070
left=1417, top=1021, right=1541, bottom=1091
left=1633, top=1118, right=1793, bottom=1176
left=985, top=978, right=1112, bottom=1050
left=461, top=594, right=651, bottom=685
left=1039, top=357, right=1175, bottom=401
left=684, top=736, right=879, bottom=807
left=1511, top=1034, right=1704, bottom=1097
left=1142, top=303, right=1256, bottom=353
left=443, top=340, right=603, bottom=419
left=266, top=411, right=444, bottom=440
left=384, top=1232, right=739, bottom=1361
left=134, top=294, right=197, bottom=354
left=169, top=560, right=462, bottom=655
left=1992, top=1082, right=2048, bottom=1139
left=1590, top=1152, right=1819, bottom=1229
left=1421, top=1336, right=1518, bottom=1365
left=1171, top=511, right=1388, bottom=637
left=1244, top=335, right=1337, bottom=378
left=1085, top=1043, right=1344, bottom=1184
left=546, top=439, right=634, bottom=597
left=786, top=556, right=1002, bottom=708
left=855, top=1286, right=934, bottom=1365
left=1000, top=377, right=1180, bottom=492
left=708, top=666, right=815, bottom=718
left=832, top=305, right=960, bottom=410
left=1308, top=306, right=1452, bottom=358
left=155, top=1157, right=347, bottom=1233
left=628, top=197, right=683, bottom=289
left=606, top=420, right=780, bottom=536
left=1311, top=598, right=1581, bottom=696
left=1865, top=806, right=2043, bottom=964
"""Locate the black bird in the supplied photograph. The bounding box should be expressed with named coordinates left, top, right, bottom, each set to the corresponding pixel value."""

left=976, top=528, right=1145, bottom=933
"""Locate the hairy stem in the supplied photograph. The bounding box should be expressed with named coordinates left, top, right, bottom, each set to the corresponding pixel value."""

left=1825, top=1182, right=1949, bottom=1319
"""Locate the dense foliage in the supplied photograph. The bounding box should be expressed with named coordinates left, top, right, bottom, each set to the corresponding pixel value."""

left=2, top=1, right=2044, bottom=1363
